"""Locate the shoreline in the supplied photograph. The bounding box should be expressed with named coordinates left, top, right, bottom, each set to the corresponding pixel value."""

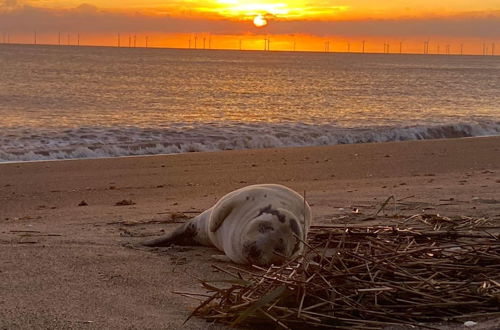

left=1, top=136, right=499, bottom=329
left=2, top=132, right=499, bottom=164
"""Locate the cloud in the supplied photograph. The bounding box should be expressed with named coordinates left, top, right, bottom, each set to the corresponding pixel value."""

left=0, top=4, right=498, bottom=39
left=268, top=13, right=500, bottom=38
left=75, top=3, right=99, bottom=13
left=1, top=0, right=20, bottom=9
left=0, top=5, right=245, bottom=34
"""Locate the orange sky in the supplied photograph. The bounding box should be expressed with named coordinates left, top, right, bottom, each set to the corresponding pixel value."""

left=0, top=1, right=499, bottom=54
left=13, top=1, right=500, bottom=19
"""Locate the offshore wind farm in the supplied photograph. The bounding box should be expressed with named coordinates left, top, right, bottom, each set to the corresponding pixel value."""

left=0, top=30, right=498, bottom=55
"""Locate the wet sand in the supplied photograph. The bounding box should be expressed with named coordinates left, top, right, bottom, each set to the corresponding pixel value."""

left=1, top=136, right=499, bottom=329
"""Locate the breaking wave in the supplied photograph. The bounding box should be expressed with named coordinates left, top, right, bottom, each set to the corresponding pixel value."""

left=1, top=121, right=499, bottom=162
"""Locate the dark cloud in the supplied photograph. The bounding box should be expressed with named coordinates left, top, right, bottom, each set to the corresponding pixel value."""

left=1, top=0, right=20, bottom=9
left=0, top=5, right=244, bottom=34
left=75, top=3, right=99, bottom=13
left=0, top=4, right=498, bottom=39
left=268, top=13, right=500, bottom=38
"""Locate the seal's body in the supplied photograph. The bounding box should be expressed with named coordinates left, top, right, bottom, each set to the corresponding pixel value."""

left=143, top=184, right=311, bottom=266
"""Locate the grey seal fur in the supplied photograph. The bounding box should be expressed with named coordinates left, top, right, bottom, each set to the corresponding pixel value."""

left=142, top=184, right=311, bottom=266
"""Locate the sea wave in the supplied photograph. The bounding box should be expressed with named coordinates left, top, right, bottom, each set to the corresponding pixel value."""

left=1, top=121, right=499, bottom=162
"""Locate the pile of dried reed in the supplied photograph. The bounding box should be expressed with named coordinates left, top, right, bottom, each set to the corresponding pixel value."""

left=184, top=214, right=500, bottom=329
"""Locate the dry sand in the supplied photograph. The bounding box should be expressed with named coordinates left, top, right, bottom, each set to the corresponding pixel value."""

left=1, top=136, right=499, bottom=329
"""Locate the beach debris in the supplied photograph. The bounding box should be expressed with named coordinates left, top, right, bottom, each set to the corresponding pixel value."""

left=78, top=200, right=88, bottom=206
left=17, top=236, right=39, bottom=244
left=10, top=230, right=61, bottom=237
left=13, top=215, right=34, bottom=221
left=170, top=256, right=189, bottom=265
left=115, top=199, right=136, bottom=206
left=170, top=212, right=189, bottom=221
left=374, top=195, right=395, bottom=215
left=188, top=215, right=500, bottom=329
left=464, top=321, right=478, bottom=327
left=472, top=197, right=500, bottom=204
left=108, top=213, right=190, bottom=227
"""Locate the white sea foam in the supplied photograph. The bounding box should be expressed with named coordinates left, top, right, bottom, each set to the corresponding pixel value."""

left=1, top=121, right=498, bottom=162
left=2, top=47, right=499, bottom=163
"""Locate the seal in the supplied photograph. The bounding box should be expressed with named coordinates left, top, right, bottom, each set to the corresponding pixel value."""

left=142, top=184, right=311, bottom=266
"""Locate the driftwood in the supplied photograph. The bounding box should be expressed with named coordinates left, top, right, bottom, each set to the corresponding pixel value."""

left=186, top=214, right=500, bottom=329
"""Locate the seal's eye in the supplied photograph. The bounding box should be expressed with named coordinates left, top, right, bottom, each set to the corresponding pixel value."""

left=258, top=222, right=274, bottom=233
left=243, top=241, right=262, bottom=264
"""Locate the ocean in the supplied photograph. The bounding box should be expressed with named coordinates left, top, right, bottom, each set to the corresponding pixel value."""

left=0, top=44, right=499, bottom=162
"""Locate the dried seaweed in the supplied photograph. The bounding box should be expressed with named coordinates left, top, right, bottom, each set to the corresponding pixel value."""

left=188, top=215, right=500, bottom=329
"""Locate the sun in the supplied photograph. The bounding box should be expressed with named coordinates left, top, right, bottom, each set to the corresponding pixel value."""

left=253, top=14, right=268, bottom=28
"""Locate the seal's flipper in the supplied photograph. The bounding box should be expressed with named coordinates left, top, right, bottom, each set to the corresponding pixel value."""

left=209, top=194, right=242, bottom=232
left=211, top=254, right=232, bottom=262
left=142, top=221, right=200, bottom=247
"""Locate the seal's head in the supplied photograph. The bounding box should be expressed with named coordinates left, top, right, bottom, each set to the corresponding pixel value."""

left=241, top=206, right=304, bottom=266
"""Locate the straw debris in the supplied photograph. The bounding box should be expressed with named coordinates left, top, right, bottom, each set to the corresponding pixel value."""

left=188, top=214, right=500, bottom=328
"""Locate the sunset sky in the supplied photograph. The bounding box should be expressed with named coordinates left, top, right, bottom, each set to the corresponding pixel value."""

left=1, top=1, right=499, bottom=54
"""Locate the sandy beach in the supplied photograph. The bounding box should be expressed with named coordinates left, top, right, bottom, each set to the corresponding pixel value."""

left=1, top=136, right=499, bottom=329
